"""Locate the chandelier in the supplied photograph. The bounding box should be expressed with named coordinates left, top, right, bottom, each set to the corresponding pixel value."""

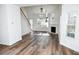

left=39, top=7, right=48, bottom=22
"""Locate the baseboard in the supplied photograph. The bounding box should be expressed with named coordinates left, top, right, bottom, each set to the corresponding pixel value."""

left=48, top=32, right=58, bottom=35
left=22, top=32, right=31, bottom=37
left=60, top=42, right=79, bottom=54
left=33, top=31, right=48, bottom=33
left=0, top=38, right=22, bottom=46
left=0, top=42, right=10, bottom=46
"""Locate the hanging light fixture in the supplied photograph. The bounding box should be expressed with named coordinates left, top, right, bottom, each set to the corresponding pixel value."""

left=39, top=7, right=48, bottom=22
left=40, top=8, right=43, bottom=13
left=39, top=7, right=44, bottom=19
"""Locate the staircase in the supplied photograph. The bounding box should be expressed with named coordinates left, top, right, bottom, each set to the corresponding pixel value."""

left=20, top=8, right=32, bottom=31
left=20, top=8, right=31, bottom=26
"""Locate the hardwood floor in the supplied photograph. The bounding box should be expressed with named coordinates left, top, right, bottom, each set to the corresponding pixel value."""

left=0, top=31, right=79, bottom=55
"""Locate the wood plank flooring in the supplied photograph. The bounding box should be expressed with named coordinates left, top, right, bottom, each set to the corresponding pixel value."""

left=0, top=32, right=79, bottom=55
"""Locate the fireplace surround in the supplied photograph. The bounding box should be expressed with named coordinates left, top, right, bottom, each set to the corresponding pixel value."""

left=51, top=27, right=56, bottom=33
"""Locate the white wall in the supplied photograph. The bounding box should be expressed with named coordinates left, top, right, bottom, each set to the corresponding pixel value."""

left=60, top=4, right=79, bottom=52
left=22, top=5, right=61, bottom=33
left=0, top=4, right=22, bottom=45
left=0, top=5, right=10, bottom=45
left=49, top=5, right=61, bottom=33
left=21, top=9, right=31, bottom=36
left=7, top=5, right=22, bottom=45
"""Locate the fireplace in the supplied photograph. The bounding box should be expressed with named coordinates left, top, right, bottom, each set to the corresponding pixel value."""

left=51, top=27, right=56, bottom=33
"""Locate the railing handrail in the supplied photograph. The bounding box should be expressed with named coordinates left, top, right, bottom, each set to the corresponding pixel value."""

left=20, top=8, right=31, bottom=25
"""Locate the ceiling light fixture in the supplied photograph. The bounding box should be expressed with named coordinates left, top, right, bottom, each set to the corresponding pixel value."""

left=39, top=7, right=48, bottom=22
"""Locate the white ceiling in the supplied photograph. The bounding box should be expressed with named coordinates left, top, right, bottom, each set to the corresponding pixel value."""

left=17, top=4, right=43, bottom=7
